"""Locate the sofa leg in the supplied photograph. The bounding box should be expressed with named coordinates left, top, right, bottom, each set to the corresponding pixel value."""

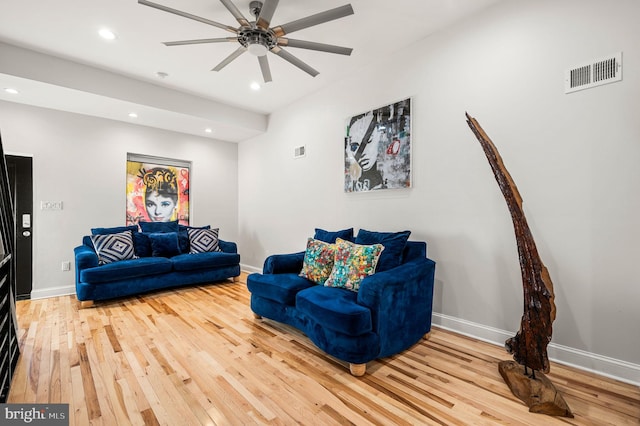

left=79, top=300, right=94, bottom=309
left=423, top=332, right=432, bottom=340
left=349, top=363, right=366, bottom=377
left=232, top=275, right=240, bottom=282
left=253, top=313, right=262, bottom=319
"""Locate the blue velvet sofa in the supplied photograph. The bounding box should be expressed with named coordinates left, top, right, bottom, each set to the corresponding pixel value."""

left=74, top=223, right=240, bottom=305
left=247, top=228, right=436, bottom=376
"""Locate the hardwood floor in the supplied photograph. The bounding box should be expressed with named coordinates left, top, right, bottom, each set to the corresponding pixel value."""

left=8, top=273, right=640, bottom=425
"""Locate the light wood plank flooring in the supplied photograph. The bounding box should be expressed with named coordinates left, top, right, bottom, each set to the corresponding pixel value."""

left=8, top=273, right=640, bottom=425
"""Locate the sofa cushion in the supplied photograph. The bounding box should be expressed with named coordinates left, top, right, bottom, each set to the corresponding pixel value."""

left=299, top=238, right=336, bottom=285
left=171, top=252, right=240, bottom=272
left=188, top=228, right=222, bottom=253
left=296, top=286, right=372, bottom=336
left=80, top=256, right=173, bottom=283
left=178, top=224, right=211, bottom=232
left=355, top=229, right=411, bottom=272
left=314, top=227, right=354, bottom=243
left=91, top=225, right=138, bottom=236
left=324, top=238, right=384, bottom=292
left=247, top=273, right=315, bottom=305
left=139, top=220, right=179, bottom=233
left=149, top=232, right=181, bottom=257
left=90, top=231, right=138, bottom=265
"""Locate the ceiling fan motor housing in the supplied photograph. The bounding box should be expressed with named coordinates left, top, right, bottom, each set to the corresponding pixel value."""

left=238, top=27, right=275, bottom=56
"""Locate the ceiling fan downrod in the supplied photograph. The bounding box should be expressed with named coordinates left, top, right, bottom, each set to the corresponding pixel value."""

left=249, top=1, right=263, bottom=20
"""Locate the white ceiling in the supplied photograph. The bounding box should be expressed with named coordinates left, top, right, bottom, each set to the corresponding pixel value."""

left=0, top=0, right=501, bottom=142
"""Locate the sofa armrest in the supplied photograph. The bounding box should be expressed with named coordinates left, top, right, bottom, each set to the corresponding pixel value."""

left=263, top=251, right=305, bottom=274
left=74, top=245, right=99, bottom=286
left=75, top=245, right=99, bottom=270
left=218, top=239, right=237, bottom=254
left=357, top=257, right=436, bottom=356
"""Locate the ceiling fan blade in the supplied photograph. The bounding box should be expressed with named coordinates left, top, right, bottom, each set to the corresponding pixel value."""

left=163, top=37, right=237, bottom=46
left=212, top=46, right=247, bottom=71
left=277, top=38, right=352, bottom=56
left=270, top=46, right=319, bottom=77
left=256, top=0, right=279, bottom=30
left=258, top=55, right=272, bottom=83
left=219, top=0, right=250, bottom=27
left=271, top=4, right=354, bottom=37
left=138, top=0, right=237, bottom=33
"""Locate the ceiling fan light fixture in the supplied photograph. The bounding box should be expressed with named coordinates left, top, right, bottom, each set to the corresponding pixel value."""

left=247, top=42, right=268, bottom=56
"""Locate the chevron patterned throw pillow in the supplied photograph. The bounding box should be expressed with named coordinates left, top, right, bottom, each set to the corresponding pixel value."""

left=187, top=228, right=222, bottom=254
left=90, top=230, right=137, bottom=265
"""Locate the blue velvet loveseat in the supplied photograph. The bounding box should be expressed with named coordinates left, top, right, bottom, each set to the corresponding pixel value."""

left=74, top=222, right=240, bottom=306
left=247, top=228, right=436, bottom=376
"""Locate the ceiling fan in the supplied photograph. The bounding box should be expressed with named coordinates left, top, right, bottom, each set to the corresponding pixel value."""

left=138, top=0, right=354, bottom=82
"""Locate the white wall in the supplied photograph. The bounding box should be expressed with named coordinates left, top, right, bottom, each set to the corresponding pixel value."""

left=238, top=0, right=640, bottom=383
left=0, top=100, right=239, bottom=298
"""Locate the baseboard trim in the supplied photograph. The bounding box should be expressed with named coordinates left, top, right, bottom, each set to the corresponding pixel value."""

left=31, top=285, right=76, bottom=300
left=432, top=313, right=640, bottom=387
left=241, top=264, right=261, bottom=274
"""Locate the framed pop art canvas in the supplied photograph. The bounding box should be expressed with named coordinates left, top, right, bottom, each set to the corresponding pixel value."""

left=126, top=153, right=190, bottom=226
left=344, top=98, right=412, bottom=192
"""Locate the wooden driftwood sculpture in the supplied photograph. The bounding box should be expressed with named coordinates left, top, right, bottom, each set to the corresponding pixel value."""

left=465, top=113, right=572, bottom=418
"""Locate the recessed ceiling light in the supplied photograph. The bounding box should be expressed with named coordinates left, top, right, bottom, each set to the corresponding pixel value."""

left=250, top=82, right=261, bottom=91
left=98, top=28, right=117, bottom=40
left=128, top=112, right=138, bottom=118
left=205, top=128, right=213, bottom=133
left=3, top=88, right=19, bottom=94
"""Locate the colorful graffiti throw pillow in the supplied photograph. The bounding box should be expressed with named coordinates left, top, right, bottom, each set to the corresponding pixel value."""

left=324, top=238, right=384, bottom=292
left=299, top=238, right=337, bottom=285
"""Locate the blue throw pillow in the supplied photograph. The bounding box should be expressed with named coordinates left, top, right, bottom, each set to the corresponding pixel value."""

left=90, top=231, right=137, bottom=265
left=148, top=232, right=181, bottom=257
left=132, top=232, right=152, bottom=257
left=91, top=225, right=138, bottom=236
left=355, top=229, right=411, bottom=272
left=314, top=227, right=355, bottom=243
left=139, top=220, right=179, bottom=234
left=178, top=230, right=190, bottom=253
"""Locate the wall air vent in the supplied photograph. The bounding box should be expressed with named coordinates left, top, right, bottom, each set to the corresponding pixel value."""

left=565, top=52, right=622, bottom=93
left=294, top=145, right=306, bottom=159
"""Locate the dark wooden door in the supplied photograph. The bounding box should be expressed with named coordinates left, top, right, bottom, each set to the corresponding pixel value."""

left=6, top=155, right=32, bottom=299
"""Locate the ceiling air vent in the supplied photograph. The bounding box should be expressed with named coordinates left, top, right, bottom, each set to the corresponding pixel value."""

left=294, top=145, right=306, bottom=159
left=565, top=52, right=622, bottom=93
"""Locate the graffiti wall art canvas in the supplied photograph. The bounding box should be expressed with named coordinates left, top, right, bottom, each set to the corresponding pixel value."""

left=126, top=154, right=190, bottom=225
left=344, top=98, right=412, bottom=192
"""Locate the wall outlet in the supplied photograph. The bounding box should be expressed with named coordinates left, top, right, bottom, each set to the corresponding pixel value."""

left=61, top=261, right=71, bottom=271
